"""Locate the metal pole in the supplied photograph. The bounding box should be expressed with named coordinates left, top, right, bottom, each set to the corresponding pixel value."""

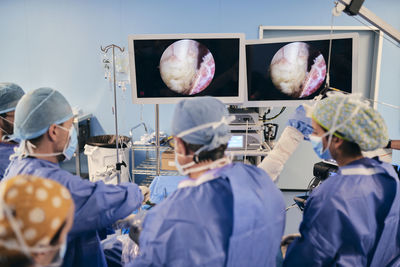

left=155, top=104, right=160, bottom=176
left=112, top=45, right=121, bottom=183
left=74, top=118, right=81, bottom=176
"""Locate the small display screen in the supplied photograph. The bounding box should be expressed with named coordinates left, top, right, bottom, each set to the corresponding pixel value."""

left=133, top=38, right=241, bottom=98
left=228, top=135, right=243, bottom=148
left=246, top=38, right=353, bottom=102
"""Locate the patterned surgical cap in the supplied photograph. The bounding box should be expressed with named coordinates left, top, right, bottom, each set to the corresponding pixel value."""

left=312, top=93, right=388, bottom=151
left=0, top=175, right=73, bottom=251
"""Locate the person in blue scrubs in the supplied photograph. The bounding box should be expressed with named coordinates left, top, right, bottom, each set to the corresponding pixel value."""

left=132, top=97, right=286, bottom=267
left=0, top=83, right=24, bottom=180
left=2, top=87, right=146, bottom=267
left=284, top=92, right=400, bottom=266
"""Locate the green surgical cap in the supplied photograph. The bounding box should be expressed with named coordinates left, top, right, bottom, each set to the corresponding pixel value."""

left=312, top=93, right=388, bottom=151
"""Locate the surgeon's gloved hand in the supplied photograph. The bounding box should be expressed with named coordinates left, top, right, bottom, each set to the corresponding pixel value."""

left=287, top=105, right=313, bottom=140
left=112, top=214, right=136, bottom=230
left=139, top=185, right=150, bottom=204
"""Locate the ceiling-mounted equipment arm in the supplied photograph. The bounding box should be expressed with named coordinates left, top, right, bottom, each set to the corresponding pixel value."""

left=335, top=0, right=400, bottom=44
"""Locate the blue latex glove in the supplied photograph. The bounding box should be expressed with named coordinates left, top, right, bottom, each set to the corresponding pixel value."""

left=149, top=176, right=185, bottom=204
left=287, top=105, right=313, bottom=140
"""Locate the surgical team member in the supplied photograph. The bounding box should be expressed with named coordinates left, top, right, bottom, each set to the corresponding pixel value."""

left=0, top=174, right=74, bottom=267
left=2, top=88, right=145, bottom=267
left=0, top=83, right=24, bottom=180
left=284, top=93, right=400, bottom=266
left=132, top=97, right=286, bottom=267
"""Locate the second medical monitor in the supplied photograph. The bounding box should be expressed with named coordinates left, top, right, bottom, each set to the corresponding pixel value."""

left=245, top=33, right=358, bottom=106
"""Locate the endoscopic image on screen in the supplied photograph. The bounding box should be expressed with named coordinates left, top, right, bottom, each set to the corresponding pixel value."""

left=160, top=39, right=215, bottom=95
left=270, top=42, right=326, bottom=98
left=246, top=38, right=353, bottom=101
left=133, top=38, right=240, bottom=98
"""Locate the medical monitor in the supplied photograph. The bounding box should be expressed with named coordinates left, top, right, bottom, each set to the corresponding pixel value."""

left=245, top=33, right=358, bottom=107
left=227, top=135, right=244, bottom=149
left=128, top=33, right=246, bottom=104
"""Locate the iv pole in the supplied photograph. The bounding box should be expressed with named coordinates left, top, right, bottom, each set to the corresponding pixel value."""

left=101, top=44, right=125, bottom=183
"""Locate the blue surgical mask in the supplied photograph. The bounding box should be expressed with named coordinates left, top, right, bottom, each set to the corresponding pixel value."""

left=58, top=125, right=78, bottom=161
left=309, top=135, right=332, bottom=160
left=63, top=127, right=77, bottom=161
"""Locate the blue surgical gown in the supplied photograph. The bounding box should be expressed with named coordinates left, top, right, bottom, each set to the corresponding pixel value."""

left=3, top=157, right=143, bottom=267
left=284, top=157, right=400, bottom=266
left=131, top=162, right=286, bottom=267
left=0, top=142, right=16, bottom=180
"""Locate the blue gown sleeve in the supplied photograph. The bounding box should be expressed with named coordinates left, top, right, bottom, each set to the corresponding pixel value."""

left=131, top=211, right=226, bottom=267
left=283, top=191, right=373, bottom=266
left=63, top=173, right=143, bottom=235
left=283, top=194, right=338, bottom=266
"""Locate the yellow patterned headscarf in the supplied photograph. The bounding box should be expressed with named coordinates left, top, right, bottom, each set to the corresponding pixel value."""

left=0, top=175, right=73, bottom=253
left=312, top=92, right=388, bottom=151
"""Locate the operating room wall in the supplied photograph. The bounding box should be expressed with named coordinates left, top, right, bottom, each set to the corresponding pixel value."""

left=0, top=1, right=399, bottom=165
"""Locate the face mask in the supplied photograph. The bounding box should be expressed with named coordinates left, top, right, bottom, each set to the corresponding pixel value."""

left=174, top=152, right=195, bottom=176
left=309, top=135, right=332, bottom=160
left=311, top=92, right=365, bottom=154
left=57, top=125, right=77, bottom=161
left=308, top=93, right=364, bottom=162
left=174, top=151, right=231, bottom=176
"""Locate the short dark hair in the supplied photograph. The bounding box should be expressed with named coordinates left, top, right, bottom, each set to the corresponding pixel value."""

left=182, top=141, right=227, bottom=163
left=338, top=140, right=362, bottom=157
left=27, top=135, right=43, bottom=147
left=0, top=248, right=34, bottom=267
left=321, top=127, right=362, bottom=157
left=322, top=135, right=362, bottom=157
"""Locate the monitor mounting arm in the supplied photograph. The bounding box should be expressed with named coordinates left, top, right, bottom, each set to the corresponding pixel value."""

left=334, top=0, right=400, bottom=44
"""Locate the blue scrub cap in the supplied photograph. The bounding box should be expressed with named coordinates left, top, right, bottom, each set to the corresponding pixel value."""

left=312, top=92, right=388, bottom=151
left=171, top=96, right=232, bottom=153
left=13, top=88, right=73, bottom=140
left=0, top=83, right=25, bottom=114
